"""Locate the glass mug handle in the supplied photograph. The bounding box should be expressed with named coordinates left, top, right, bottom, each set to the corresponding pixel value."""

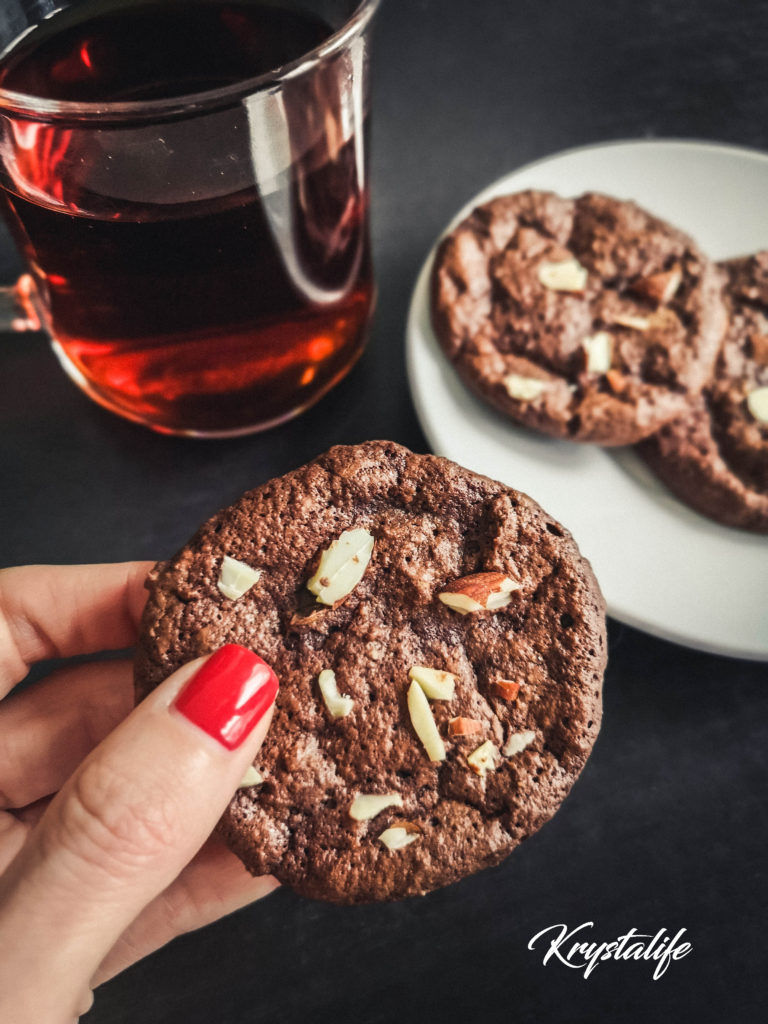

left=0, top=274, right=41, bottom=331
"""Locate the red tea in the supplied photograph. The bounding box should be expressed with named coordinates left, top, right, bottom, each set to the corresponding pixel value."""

left=0, top=0, right=374, bottom=434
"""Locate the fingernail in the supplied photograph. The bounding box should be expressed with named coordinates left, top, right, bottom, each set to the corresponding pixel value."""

left=173, top=645, right=279, bottom=750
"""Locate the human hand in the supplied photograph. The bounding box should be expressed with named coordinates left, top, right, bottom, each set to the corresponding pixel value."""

left=0, top=563, right=280, bottom=1023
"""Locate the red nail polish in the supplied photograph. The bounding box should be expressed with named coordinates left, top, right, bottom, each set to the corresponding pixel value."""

left=174, top=645, right=279, bottom=750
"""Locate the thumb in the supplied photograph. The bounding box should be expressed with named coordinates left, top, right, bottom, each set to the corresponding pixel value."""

left=0, top=644, right=278, bottom=1023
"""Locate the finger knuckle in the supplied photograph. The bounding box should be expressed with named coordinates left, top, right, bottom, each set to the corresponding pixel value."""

left=56, top=756, right=183, bottom=880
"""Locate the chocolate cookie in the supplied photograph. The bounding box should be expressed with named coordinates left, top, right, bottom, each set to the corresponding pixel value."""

left=431, top=189, right=726, bottom=445
left=135, top=442, right=606, bottom=903
left=640, top=253, right=768, bottom=532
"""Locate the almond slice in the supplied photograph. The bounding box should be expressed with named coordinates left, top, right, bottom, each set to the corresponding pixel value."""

left=612, top=312, right=651, bottom=331
left=466, top=740, right=500, bottom=777
left=503, top=374, right=547, bottom=402
left=307, top=528, right=374, bottom=606
left=318, top=669, right=354, bottom=718
left=448, top=716, right=483, bottom=737
left=237, top=766, right=264, bottom=788
left=503, top=729, right=537, bottom=757
left=407, top=680, right=446, bottom=762
left=746, top=385, right=768, bottom=423
left=492, top=679, right=520, bottom=701
left=349, top=793, right=403, bottom=821
left=217, top=555, right=262, bottom=600
left=605, top=369, right=629, bottom=395
left=438, top=572, right=520, bottom=615
left=408, top=665, right=456, bottom=701
left=378, top=825, right=419, bottom=850
left=537, top=257, right=588, bottom=293
left=629, top=266, right=681, bottom=306
left=582, top=331, right=613, bottom=374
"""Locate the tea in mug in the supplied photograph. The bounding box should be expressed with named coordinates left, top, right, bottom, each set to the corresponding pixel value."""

left=0, top=0, right=374, bottom=434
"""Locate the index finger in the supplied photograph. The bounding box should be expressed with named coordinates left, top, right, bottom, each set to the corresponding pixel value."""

left=0, top=562, right=155, bottom=697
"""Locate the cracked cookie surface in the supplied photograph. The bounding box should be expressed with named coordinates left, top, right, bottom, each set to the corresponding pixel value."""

left=431, top=189, right=726, bottom=445
left=134, top=442, right=606, bottom=902
left=640, top=253, right=768, bottom=532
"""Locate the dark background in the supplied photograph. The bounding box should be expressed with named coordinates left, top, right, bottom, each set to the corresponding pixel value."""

left=1, top=0, right=767, bottom=1020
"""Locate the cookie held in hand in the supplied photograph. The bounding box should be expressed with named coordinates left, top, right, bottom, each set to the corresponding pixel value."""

left=431, top=190, right=726, bottom=445
left=135, top=442, right=606, bottom=902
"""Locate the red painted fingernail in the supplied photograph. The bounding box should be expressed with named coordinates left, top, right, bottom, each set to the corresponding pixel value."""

left=173, top=645, right=279, bottom=750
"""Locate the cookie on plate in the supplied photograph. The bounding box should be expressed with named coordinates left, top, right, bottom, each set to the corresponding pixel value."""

left=135, top=441, right=606, bottom=903
left=640, top=253, right=768, bottom=532
left=431, top=189, right=726, bottom=445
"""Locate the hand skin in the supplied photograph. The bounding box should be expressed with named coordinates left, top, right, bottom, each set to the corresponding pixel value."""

left=0, top=563, right=279, bottom=1023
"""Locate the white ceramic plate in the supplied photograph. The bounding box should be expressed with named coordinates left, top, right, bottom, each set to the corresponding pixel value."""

left=406, top=139, right=768, bottom=660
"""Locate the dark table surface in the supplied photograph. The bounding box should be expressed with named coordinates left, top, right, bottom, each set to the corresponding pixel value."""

left=2, top=0, right=767, bottom=1021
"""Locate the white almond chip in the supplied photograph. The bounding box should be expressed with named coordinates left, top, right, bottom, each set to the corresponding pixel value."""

left=612, top=312, right=651, bottom=331
left=238, top=766, right=264, bottom=788
left=466, top=740, right=500, bottom=777
left=658, top=267, right=682, bottom=303
left=217, top=555, right=262, bottom=600
left=503, top=374, right=547, bottom=402
left=503, top=730, right=537, bottom=757
left=408, top=665, right=456, bottom=701
left=307, top=528, right=374, bottom=606
left=582, top=331, right=613, bottom=374
left=318, top=669, right=354, bottom=718
left=379, top=826, right=419, bottom=851
left=486, top=584, right=518, bottom=610
left=537, top=257, right=588, bottom=293
left=407, top=680, right=446, bottom=762
left=746, top=385, right=768, bottom=423
left=349, top=793, right=403, bottom=821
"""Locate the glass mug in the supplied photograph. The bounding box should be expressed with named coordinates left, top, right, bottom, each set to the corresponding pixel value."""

left=0, top=0, right=378, bottom=436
